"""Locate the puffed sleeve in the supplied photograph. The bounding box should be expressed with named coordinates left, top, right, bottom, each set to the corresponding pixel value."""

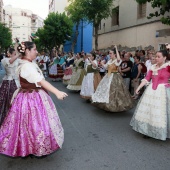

left=115, top=59, right=122, bottom=66
left=167, top=62, right=170, bottom=72
left=20, top=63, right=44, bottom=87
left=92, top=60, right=98, bottom=69
left=104, top=62, right=108, bottom=69
left=1, top=58, right=15, bottom=67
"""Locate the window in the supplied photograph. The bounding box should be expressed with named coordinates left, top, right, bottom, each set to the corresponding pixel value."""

left=137, top=3, right=146, bottom=19
left=111, top=6, right=119, bottom=26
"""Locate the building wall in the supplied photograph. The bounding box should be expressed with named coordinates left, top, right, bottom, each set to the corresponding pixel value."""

left=64, top=21, right=93, bottom=53
left=94, top=0, right=170, bottom=51
left=49, top=0, right=68, bottom=14
left=4, top=5, right=44, bottom=42
left=49, top=1, right=93, bottom=53
left=0, top=0, right=3, bottom=23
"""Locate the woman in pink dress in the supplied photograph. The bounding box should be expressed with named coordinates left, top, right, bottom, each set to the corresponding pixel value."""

left=130, top=50, right=170, bottom=140
left=0, top=41, right=68, bottom=157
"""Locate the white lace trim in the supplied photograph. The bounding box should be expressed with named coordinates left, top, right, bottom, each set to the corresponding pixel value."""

left=104, top=59, right=122, bottom=69
left=80, top=73, right=94, bottom=97
left=67, top=85, right=81, bottom=91
left=67, top=57, right=74, bottom=62
left=141, top=79, right=150, bottom=85
left=151, top=61, right=170, bottom=75
left=92, top=73, right=113, bottom=103
left=134, top=84, right=167, bottom=128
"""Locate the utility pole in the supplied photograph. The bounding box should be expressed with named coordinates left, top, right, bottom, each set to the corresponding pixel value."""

left=81, top=19, right=83, bottom=51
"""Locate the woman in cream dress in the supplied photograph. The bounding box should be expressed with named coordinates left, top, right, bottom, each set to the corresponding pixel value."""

left=67, top=53, right=85, bottom=91
left=92, top=46, right=134, bottom=112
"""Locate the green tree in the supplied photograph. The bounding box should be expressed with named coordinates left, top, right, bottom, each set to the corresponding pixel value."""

left=34, top=28, right=51, bottom=53
left=35, top=12, right=73, bottom=55
left=0, top=23, right=12, bottom=53
left=136, top=0, right=170, bottom=25
left=79, top=0, right=114, bottom=50
left=66, top=0, right=84, bottom=52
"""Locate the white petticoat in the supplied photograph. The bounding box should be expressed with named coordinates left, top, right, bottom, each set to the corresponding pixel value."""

left=80, top=73, right=94, bottom=97
left=92, top=73, right=113, bottom=103
left=130, top=83, right=170, bottom=140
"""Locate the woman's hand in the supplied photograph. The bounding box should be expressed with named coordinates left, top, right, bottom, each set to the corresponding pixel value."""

left=136, top=88, right=140, bottom=95
left=165, top=43, right=170, bottom=49
left=55, top=91, right=68, bottom=100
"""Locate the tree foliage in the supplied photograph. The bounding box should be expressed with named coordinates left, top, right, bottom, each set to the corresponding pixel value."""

left=0, top=23, right=12, bottom=53
left=136, top=0, right=170, bottom=25
left=67, top=0, right=114, bottom=50
left=35, top=12, right=73, bottom=54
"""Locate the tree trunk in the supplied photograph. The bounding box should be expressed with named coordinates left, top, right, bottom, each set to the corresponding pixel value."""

left=94, top=25, right=99, bottom=50
left=71, top=22, right=79, bottom=52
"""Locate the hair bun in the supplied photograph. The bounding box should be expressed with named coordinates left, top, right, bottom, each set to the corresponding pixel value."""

left=17, top=43, right=26, bottom=54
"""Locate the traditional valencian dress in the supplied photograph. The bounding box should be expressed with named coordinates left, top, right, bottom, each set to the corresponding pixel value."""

left=130, top=62, right=170, bottom=140
left=92, top=59, right=133, bottom=112
left=80, top=59, right=101, bottom=99
left=0, top=59, right=64, bottom=157
left=63, top=57, right=74, bottom=85
left=67, top=58, right=85, bottom=91
left=49, top=57, right=59, bottom=79
left=0, top=58, right=20, bottom=127
left=56, top=56, right=66, bottom=80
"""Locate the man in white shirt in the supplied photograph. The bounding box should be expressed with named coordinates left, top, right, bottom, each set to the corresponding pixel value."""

left=145, top=53, right=153, bottom=72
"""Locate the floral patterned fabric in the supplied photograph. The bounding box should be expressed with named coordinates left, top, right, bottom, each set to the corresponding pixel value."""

left=0, top=89, right=64, bottom=157
left=92, top=73, right=134, bottom=112
left=0, top=80, right=17, bottom=127
left=130, top=62, right=170, bottom=140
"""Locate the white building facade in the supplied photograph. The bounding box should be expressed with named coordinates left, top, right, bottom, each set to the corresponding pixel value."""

left=95, top=0, right=170, bottom=51
left=49, top=0, right=68, bottom=13
left=0, top=0, right=4, bottom=23
left=4, top=5, right=44, bottom=42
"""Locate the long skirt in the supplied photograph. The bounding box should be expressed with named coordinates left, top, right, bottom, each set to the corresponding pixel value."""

left=49, top=64, right=58, bottom=78
left=0, top=80, right=17, bottom=127
left=67, top=68, right=85, bottom=91
left=63, top=68, right=72, bottom=85
left=0, top=89, right=64, bottom=157
left=92, top=73, right=134, bottom=112
left=80, top=72, right=101, bottom=99
left=56, top=65, right=64, bottom=79
left=130, top=84, right=170, bottom=140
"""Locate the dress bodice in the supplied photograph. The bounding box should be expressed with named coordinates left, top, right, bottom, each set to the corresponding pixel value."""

left=145, top=63, right=170, bottom=90
left=108, top=63, right=118, bottom=72
left=59, top=57, right=66, bottom=65
left=74, top=58, right=84, bottom=69
left=105, top=59, right=121, bottom=76
left=66, top=58, right=74, bottom=67
left=54, top=57, right=60, bottom=64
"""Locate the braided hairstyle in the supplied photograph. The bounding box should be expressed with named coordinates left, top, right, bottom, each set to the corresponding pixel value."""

left=17, top=41, right=35, bottom=57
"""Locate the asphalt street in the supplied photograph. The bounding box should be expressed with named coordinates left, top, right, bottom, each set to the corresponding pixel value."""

left=0, top=74, right=170, bottom=170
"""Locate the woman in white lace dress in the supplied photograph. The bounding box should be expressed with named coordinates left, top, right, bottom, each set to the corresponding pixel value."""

left=92, top=46, right=134, bottom=112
